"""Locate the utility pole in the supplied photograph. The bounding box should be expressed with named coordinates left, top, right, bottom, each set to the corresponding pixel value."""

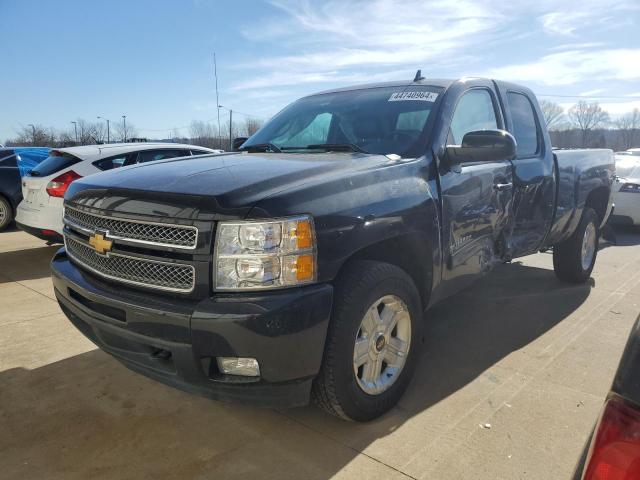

left=97, top=116, right=110, bottom=143
left=218, top=105, right=233, bottom=151
left=122, top=115, right=127, bottom=142
left=213, top=52, right=222, bottom=150
left=71, top=121, right=78, bottom=143
left=229, top=109, right=233, bottom=151
left=27, top=124, right=36, bottom=145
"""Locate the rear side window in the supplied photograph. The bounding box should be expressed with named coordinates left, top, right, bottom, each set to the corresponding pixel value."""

left=396, top=110, right=430, bottom=130
left=136, top=149, right=190, bottom=164
left=94, top=155, right=129, bottom=171
left=30, top=152, right=82, bottom=177
left=0, top=154, right=16, bottom=167
left=0, top=150, right=15, bottom=161
left=507, top=92, right=540, bottom=157
left=449, top=89, right=498, bottom=144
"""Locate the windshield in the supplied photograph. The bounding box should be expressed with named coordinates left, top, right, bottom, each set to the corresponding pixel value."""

left=243, top=85, right=442, bottom=158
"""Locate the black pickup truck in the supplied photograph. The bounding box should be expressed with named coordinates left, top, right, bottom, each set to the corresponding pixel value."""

left=52, top=76, right=614, bottom=421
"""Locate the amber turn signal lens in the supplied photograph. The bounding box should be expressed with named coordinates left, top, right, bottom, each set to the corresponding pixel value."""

left=295, top=220, right=313, bottom=249
left=296, top=254, right=314, bottom=281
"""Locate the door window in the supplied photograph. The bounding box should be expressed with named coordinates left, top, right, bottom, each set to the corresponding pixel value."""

left=449, top=89, right=498, bottom=144
left=94, top=155, right=128, bottom=171
left=507, top=92, right=540, bottom=157
left=137, top=149, right=190, bottom=163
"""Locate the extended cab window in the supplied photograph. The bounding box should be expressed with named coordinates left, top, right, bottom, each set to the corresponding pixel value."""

left=94, top=155, right=128, bottom=171
left=507, top=92, right=540, bottom=157
left=449, top=89, right=498, bottom=144
left=137, top=149, right=190, bottom=163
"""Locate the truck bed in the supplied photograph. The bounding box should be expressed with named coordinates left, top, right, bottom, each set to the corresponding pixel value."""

left=546, top=148, right=615, bottom=246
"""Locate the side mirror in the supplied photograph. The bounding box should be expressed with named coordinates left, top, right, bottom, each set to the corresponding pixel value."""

left=232, top=137, right=249, bottom=151
left=445, top=130, right=517, bottom=168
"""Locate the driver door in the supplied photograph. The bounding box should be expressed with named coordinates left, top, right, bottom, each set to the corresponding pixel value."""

left=438, top=85, right=514, bottom=288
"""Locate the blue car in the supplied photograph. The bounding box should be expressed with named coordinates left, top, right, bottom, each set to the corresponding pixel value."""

left=0, top=147, right=49, bottom=231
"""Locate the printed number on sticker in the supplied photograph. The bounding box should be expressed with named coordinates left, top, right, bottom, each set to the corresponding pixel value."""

left=389, top=91, right=438, bottom=102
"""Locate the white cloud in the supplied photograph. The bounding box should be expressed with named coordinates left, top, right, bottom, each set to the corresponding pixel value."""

left=489, top=49, right=640, bottom=86
left=558, top=100, right=640, bottom=118
left=538, top=0, right=639, bottom=35
left=233, top=0, right=505, bottom=91
left=579, top=89, right=606, bottom=97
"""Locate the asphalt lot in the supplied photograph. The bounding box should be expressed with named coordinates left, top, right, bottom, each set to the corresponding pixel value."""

left=1, top=226, right=640, bottom=480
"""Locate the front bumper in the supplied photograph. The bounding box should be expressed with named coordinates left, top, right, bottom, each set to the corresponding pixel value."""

left=51, top=249, right=333, bottom=408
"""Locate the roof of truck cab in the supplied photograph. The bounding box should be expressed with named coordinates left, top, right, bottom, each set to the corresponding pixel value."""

left=307, top=77, right=537, bottom=100
left=309, top=78, right=456, bottom=97
left=51, top=143, right=217, bottom=160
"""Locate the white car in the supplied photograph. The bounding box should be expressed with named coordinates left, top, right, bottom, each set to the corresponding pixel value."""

left=16, top=143, right=221, bottom=241
left=611, top=154, right=640, bottom=226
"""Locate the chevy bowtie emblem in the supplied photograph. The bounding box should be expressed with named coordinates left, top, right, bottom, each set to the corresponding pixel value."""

left=88, top=232, right=113, bottom=255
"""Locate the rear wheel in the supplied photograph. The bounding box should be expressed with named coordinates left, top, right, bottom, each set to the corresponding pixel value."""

left=0, top=196, right=12, bottom=231
left=553, top=208, right=599, bottom=283
left=312, top=261, right=421, bottom=421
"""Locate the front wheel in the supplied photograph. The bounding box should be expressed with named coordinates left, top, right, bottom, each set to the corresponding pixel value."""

left=553, top=207, right=599, bottom=283
left=0, top=196, right=12, bottom=232
left=312, top=261, right=422, bottom=421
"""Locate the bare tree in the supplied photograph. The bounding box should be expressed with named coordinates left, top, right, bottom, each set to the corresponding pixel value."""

left=57, top=131, right=76, bottom=146
left=11, top=125, right=51, bottom=146
left=243, top=117, right=264, bottom=137
left=616, top=109, right=640, bottom=150
left=189, top=120, right=219, bottom=148
left=113, top=121, right=138, bottom=142
left=568, top=101, right=610, bottom=147
left=539, top=100, right=564, bottom=130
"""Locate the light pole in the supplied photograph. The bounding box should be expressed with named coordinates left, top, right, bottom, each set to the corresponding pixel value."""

left=70, top=121, right=78, bottom=144
left=122, top=115, right=127, bottom=142
left=97, top=116, right=110, bottom=143
left=27, top=124, right=36, bottom=144
left=218, top=105, right=232, bottom=151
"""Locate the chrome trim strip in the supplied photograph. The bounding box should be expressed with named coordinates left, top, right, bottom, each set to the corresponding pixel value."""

left=64, top=206, right=199, bottom=250
left=64, top=235, right=196, bottom=293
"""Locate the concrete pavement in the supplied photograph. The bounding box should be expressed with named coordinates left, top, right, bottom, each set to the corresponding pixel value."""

left=1, top=226, right=639, bottom=479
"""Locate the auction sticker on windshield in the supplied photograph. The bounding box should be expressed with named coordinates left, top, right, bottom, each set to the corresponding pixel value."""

left=388, top=91, right=438, bottom=102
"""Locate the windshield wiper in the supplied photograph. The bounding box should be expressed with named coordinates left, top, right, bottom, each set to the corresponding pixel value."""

left=306, top=143, right=369, bottom=154
left=240, top=143, right=282, bottom=153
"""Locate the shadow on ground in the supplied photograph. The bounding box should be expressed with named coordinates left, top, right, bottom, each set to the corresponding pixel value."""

left=600, top=224, right=640, bottom=250
left=0, top=246, right=59, bottom=283
left=0, top=260, right=594, bottom=479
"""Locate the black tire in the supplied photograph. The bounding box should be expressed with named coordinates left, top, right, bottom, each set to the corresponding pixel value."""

left=553, top=208, right=599, bottom=284
left=312, top=261, right=422, bottom=421
left=0, top=196, right=12, bottom=232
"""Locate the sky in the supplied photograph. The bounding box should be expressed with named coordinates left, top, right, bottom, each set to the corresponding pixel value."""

left=1, top=0, right=639, bottom=142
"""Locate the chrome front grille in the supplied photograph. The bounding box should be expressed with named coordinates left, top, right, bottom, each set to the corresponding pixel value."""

left=65, top=236, right=195, bottom=293
left=64, top=206, right=197, bottom=248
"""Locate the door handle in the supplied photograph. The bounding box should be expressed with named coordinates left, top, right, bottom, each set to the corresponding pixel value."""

left=493, top=182, right=512, bottom=191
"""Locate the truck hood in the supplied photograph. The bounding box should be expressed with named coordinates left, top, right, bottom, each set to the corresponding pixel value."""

left=65, top=151, right=395, bottom=219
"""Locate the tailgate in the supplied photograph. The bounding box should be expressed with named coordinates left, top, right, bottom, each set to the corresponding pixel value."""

left=21, top=176, right=49, bottom=208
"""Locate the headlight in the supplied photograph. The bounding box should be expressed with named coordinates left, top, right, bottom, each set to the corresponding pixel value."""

left=620, top=183, right=640, bottom=193
left=214, top=215, right=316, bottom=291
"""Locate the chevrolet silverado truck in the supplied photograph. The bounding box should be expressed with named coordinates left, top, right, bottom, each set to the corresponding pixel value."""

left=52, top=76, right=614, bottom=421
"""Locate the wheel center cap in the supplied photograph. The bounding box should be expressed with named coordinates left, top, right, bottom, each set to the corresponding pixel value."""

left=375, top=334, right=386, bottom=352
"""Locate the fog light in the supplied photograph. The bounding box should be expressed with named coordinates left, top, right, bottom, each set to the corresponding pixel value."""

left=216, top=357, right=260, bottom=377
